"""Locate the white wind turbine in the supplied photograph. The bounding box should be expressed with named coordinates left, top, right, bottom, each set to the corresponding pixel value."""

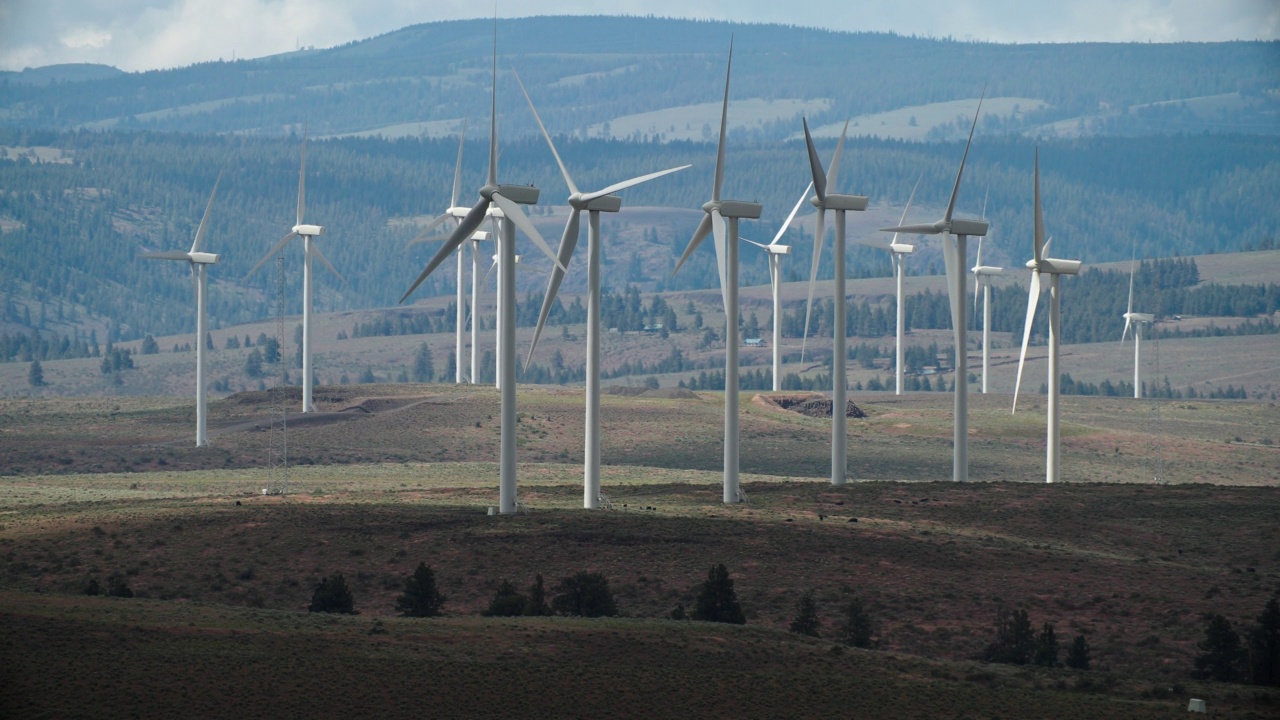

left=862, top=175, right=921, bottom=396
left=971, top=193, right=1003, bottom=394
left=142, top=174, right=221, bottom=447
left=1120, top=251, right=1154, bottom=399
left=799, top=117, right=869, bottom=486
left=246, top=129, right=344, bottom=413
left=399, top=22, right=563, bottom=515
left=1012, top=148, right=1083, bottom=484
left=517, top=71, right=689, bottom=510
left=672, top=37, right=763, bottom=505
left=743, top=182, right=810, bottom=392
left=880, top=94, right=988, bottom=483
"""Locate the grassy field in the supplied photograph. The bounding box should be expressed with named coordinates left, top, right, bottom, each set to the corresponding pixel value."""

left=2, top=384, right=1279, bottom=716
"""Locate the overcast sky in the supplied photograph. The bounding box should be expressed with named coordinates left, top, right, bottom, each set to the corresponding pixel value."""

left=1, top=0, right=1277, bottom=72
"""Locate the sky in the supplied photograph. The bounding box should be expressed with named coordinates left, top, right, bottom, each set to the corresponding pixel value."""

left=1, top=0, right=1278, bottom=73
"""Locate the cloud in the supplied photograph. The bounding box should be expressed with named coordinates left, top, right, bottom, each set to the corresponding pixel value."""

left=1, top=0, right=1276, bottom=72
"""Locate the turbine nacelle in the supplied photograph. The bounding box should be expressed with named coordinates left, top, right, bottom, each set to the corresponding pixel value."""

left=810, top=193, right=868, bottom=212
left=889, top=242, right=915, bottom=255
left=189, top=251, right=220, bottom=264
left=972, top=265, right=1002, bottom=276
left=292, top=224, right=324, bottom=237
left=703, top=199, right=762, bottom=219
left=1124, top=311, right=1155, bottom=323
left=1027, top=257, right=1082, bottom=276
left=951, top=218, right=989, bottom=237
left=572, top=193, right=622, bottom=213
left=483, top=184, right=540, bottom=206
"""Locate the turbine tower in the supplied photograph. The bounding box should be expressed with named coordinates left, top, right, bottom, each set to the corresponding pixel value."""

left=972, top=230, right=1003, bottom=394
left=672, top=37, right=762, bottom=505
left=1121, top=253, right=1154, bottom=399
left=406, top=119, right=476, bottom=384
left=141, top=174, right=221, bottom=447
left=400, top=22, right=562, bottom=515
left=864, top=176, right=921, bottom=396
left=246, top=129, right=344, bottom=413
left=743, top=182, right=810, bottom=392
left=1012, top=148, right=1083, bottom=484
left=799, top=118, right=868, bottom=486
left=518, top=71, right=689, bottom=510
left=881, top=94, right=987, bottom=483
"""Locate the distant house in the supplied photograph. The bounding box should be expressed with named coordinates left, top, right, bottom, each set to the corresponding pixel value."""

left=744, top=338, right=765, bottom=347
left=643, top=322, right=664, bottom=333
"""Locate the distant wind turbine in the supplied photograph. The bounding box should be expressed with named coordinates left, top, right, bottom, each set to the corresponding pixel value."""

left=881, top=93, right=988, bottom=483
left=971, top=191, right=1002, bottom=394
left=862, top=175, right=921, bottom=396
left=142, top=173, right=221, bottom=447
left=245, top=129, right=344, bottom=413
left=672, top=37, right=763, bottom=505
left=1012, top=148, right=1083, bottom=484
left=743, top=181, right=809, bottom=392
left=517, top=70, right=689, bottom=510
left=399, top=19, right=562, bottom=514
left=1120, top=250, right=1154, bottom=399
left=799, top=117, right=869, bottom=485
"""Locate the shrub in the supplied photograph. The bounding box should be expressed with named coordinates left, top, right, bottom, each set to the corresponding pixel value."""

left=83, top=578, right=101, bottom=596
left=551, top=572, right=618, bottom=618
left=838, top=596, right=874, bottom=648
left=309, top=573, right=356, bottom=614
left=789, top=590, right=821, bottom=637
left=1194, top=614, right=1244, bottom=682
left=106, top=574, right=133, bottom=598
left=395, top=563, right=446, bottom=618
left=1066, top=634, right=1092, bottom=670
left=693, top=564, right=745, bottom=625
left=483, top=580, right=527, bottom=617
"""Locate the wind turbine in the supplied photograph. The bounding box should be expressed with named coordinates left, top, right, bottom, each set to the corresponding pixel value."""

left=880, top=94, right=987, bottom=483
left=672, top=37, right=762, bottom=505
left=799, top=118, right=868, bottom=486
left=971, top=193, right=1002, bottom=394
left=142, top=173, right=221, bottom=447
left=1012, top=148, right=1083, bottom=484
left=743, top=182, right=810, bottom=392
left=406, top=118, right=478, bottom=384
left=399, top=21, right=562, bottom=515
left=863, top=175, right=921, bottom=396
left=517, top=71, right=689, bottom=510
left=1120, top=251, right=1154, bottom=399
left=246, top=129, right=344, bottom=413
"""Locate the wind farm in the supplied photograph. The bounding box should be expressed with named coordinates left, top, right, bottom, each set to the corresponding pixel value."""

left=2, top=12, right=1279, bottom=720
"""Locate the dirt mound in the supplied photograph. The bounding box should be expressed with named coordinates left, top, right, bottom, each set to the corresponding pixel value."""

left=602, top=386, right=698, bottom=400
left=759, top=394, right=867, bottom=418
left=604, top=386, right=649, bottom=397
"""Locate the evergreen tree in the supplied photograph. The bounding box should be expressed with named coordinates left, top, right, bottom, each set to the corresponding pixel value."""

left=1066, top=634, right=1092, bottom=670
left=1248, top=597, right=1280, bottom=687
left=244, top=348, right=263, bottom=378
left=838, top=596, right=875, bottom=648
left=106, top=574, right=133, bottom=598
left=309, top=573, right=356, bottom=614
left=483, top=580, right=527, bottom=617
left=141, top=334, right=159, bottom=354
left=551, top=572, right=618, bottom=618
left=693, top=564, right=745, bottom=624
left=525, top=574, right=551, bottom=616
left=983, top=608, right=1036, bottom=665
left=413, top=341, right=434, bottom=383
left=395, top=562, right=446, bottom=618
left=1034, top=621, right=1060, bottom=667
left=1194, top=614, right=1244, bottom=682
left=27, top=358, right=44, bottom=387
left=789, top=590, right=821, bottom=637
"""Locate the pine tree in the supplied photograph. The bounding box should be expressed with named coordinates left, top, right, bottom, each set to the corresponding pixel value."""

left=838, top=596, right=875, bottom=648
left=309, top=573, right=356, bottom=614
left=483, top=580, right=527, bottom=617
left=1194, top=614, right=1244, bottom=682
left=693, top=564, right=745, bottom=624
left=1248, top=597, right=1280, bottom=687
left=525, top=574, right=551, bottom=616
left=27, top=358, right=44, bottom=387
left=1034, top=621, right=1060, bottom=667
left=551, top=572, right=618, bottom=618
left=1066, top=634, right=1092, bottom=670
left=395, top=562, right=446, bottom=617
left=983, top=608, right=1036, bottom=665
left=413, top=341, right=434, bottom=383
left=789, top=590, right=821, bottom=637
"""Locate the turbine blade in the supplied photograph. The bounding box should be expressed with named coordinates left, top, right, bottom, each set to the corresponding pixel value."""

left=801, top=208, right=826, bottom=363
left=451, top=116, right=468, bottom=209
left=771, top=180, right=813, bottom=245
left=245, top=231, right=297, bottom=279
left=1121, top=316, right=1132, bottom=347
left=826, top=119, right=849, bottom=191
left=405, top=213, right=454, bottom=249
left=941, top=235, right=962, bottom=339
left=400, top=199, right=489, bottom=303
left=487, top=18, right=498, bottom=187
left=712, top=35, right=733, bottom=203
left=491, top=192, right=565, bottom=272
left=973, top=268, right=982, bottom=316
left=743, top=239, right=770, bottom=250
left=1033, top=147, right=1045, bottom=264
left=802, top=117, right=827, bottom=202
left=712, top=208, right=728, bottom=312
left=142, top=250, right=192, bottom=261
left=1012, top=269, right=1041, bottom=413
left=312, top=243, right=345, bottom=284
left=297, top=125, right=308, bottom=227
left=514, top=68, right=578, bottom=196
left=526, top=209, right=582, bottom=368
left=1126, top=250, right=1137, bottom=315
left=190, top=171, right=222, bottom=254
left=673, top=214, right=713, bottom=275
left=945, top=90, right=985, bottom=225
left=580, top=164, right=691, bottom=203
left=975, top=235, right=984, bottom=269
